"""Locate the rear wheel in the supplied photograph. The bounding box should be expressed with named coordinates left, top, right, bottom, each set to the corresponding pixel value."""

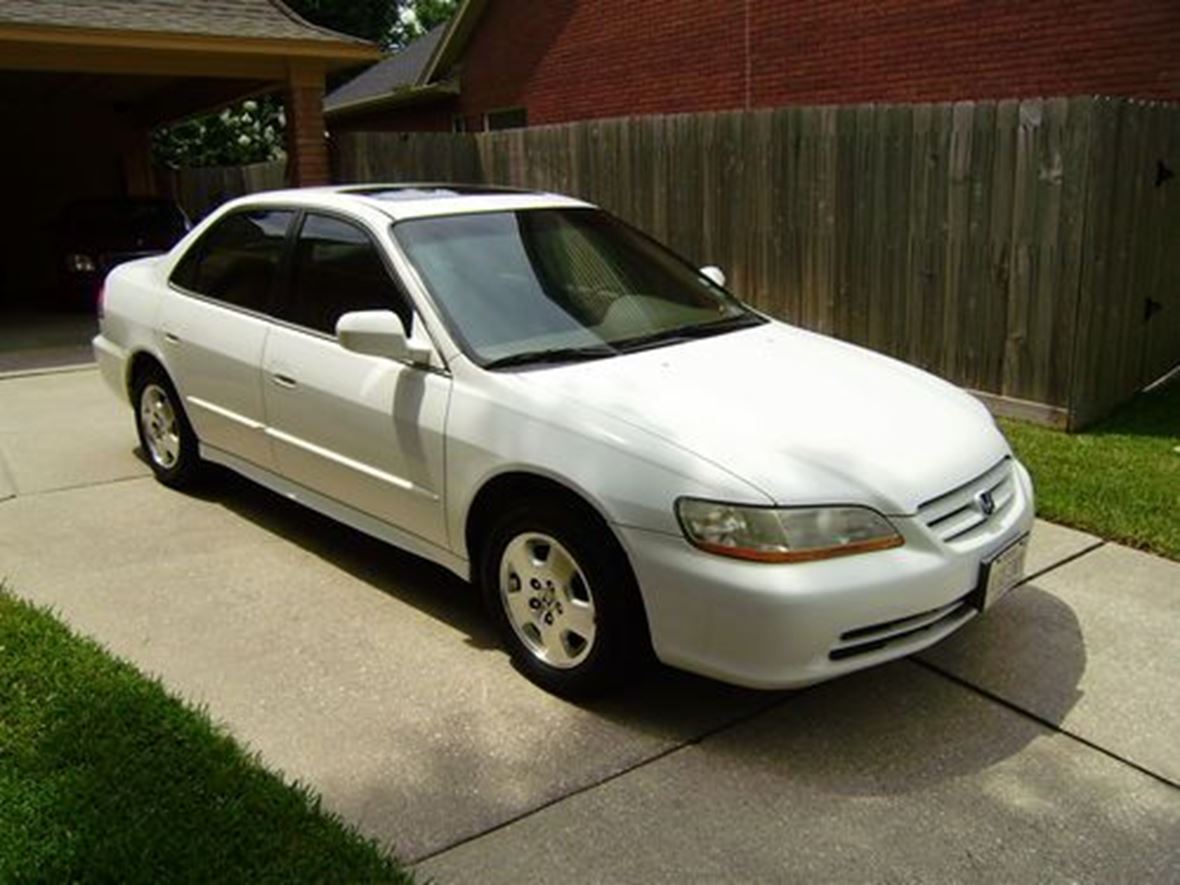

left=132, top=365, right=202, bottom=489
left=479, top=497, right=649, bottom=697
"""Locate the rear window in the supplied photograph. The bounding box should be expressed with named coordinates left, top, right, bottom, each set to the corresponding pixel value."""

left=170, top=209, right=294, bottom=313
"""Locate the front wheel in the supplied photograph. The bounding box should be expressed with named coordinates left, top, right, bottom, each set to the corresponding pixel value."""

left=132, top=365, right=202, bottom=489
left=479, top=498, right=650, bottom=697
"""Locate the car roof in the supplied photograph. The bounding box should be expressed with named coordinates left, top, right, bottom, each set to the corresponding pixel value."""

left=233, top=184, right=594, bottom=221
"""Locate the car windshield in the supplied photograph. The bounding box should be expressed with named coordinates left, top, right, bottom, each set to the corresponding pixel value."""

left=391, top=208, right=763, bottom=367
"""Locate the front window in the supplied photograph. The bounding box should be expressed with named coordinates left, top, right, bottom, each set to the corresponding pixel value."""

left=392, top=208, right=762, bottom=367
left=282, top=213, right=413, bottom=336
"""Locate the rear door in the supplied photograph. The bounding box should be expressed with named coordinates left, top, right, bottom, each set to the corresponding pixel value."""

left=161, top=208, right=295, bottom=469
left=261, top=211, right=451, bottom=548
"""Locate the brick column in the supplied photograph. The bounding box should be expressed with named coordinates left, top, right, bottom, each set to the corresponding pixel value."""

left=285, top=62, right=329, bottom=186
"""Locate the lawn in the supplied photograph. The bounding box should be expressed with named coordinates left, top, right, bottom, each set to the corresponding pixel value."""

left=0, top=589, right=412, bottom=883
left=999, top=376, right=1180, bottom=561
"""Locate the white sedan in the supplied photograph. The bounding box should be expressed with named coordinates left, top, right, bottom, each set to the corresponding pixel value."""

left=94, top=185, right=1034, bottom=696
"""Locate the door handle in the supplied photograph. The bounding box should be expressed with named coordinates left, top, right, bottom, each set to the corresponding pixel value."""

left=271, top=373, right=297, bottom=389
left=163, top=332, right=180, bottom=345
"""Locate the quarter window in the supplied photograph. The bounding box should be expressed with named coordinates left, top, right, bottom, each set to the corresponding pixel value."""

left=170, top=209, right=294, bottom=312
left=285, top=213, right=412, bottom=335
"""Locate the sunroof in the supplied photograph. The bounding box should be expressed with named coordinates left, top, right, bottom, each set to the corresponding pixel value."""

left=345, top=185, right=528, bottom=202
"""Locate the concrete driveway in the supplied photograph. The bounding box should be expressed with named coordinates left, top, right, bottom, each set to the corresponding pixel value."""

left=2, top=368, right=1178, bottom=882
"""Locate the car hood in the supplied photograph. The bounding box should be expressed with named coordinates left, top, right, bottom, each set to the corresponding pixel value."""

left=514, top=321, right=1010, bottom=514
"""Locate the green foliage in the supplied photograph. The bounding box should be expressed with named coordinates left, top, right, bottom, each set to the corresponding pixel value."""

left=999, top=378, right=1180, bottom=561
left=286, top=0, right=460, bottom=48
left=286, top=0, right=398, bottom=45
left=152, top=97, right=286, bottom=170
left=0, top=589, right=412, bottom=882
left=390, top=0, right=460, bottom=48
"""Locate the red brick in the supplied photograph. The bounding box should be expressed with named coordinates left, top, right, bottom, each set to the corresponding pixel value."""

left=333, top=0, right=1180, bottom=133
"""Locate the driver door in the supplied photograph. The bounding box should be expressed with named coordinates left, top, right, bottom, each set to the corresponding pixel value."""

left=261, top=212, right=450, bottom=549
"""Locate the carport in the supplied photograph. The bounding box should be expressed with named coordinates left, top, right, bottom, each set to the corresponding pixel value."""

left=0, top=0, right=377, bottom=365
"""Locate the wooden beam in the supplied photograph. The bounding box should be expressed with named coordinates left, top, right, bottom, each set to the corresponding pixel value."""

left=0, top=40, right=288, bottom=79
left=0, top=23, right=378, bottom=67
left=131, top=79, right=276, bottom=127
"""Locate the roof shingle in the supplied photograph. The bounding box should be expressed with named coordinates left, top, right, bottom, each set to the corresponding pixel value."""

left=0, top=0, right=365, bottom=43
left=324, top=23, right=446, bottom=111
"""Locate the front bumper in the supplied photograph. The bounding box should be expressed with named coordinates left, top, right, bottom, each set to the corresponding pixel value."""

left=618, top=461, right=1035, bottom=689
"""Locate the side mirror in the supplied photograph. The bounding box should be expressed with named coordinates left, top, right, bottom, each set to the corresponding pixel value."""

left=700, top=265, right=726, bottom=288
left=336, top=310, right=433, bottom=365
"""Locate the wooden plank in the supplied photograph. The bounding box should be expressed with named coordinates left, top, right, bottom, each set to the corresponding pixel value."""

left=1140, top=102, right=1180, bottom=384
left=943, top=100, right=974, bottom=382
left=1145, top=103, right=1180, bottom=382
left=1068, top=97, right=1121, bottom=428
left=926, top=103, right=952, bottom=376
left=1027, top=96, right=1068, bottom=405
left=958, top=100, right=997, bottom=390
left=863, top=103, right=890, bottom=353
left=884, top=103, right=913, bottom=363
left=832, top=104, right=859, bottom=341
left=1047, top=96, right=1094, bottom=410
left=904, top=103, right=933, bottom=368
left=1002, top=98, right=1041, bottom=399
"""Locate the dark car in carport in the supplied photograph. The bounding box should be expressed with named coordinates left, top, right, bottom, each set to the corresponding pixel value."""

left=52, top=197, right=190, bottom=309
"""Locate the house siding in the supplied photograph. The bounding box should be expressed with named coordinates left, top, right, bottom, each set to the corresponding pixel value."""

left=343, top=0, right=1179, bottom=133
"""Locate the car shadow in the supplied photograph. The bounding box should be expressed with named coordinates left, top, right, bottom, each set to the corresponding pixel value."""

left=188, top=463, right=498, bottom=652
left=185, top=464, right=1087, bottom=828
left=187, top=463, right=786, bottom=726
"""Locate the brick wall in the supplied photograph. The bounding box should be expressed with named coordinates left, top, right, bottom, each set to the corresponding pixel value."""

left=358, top=0, right=1180, bottom=132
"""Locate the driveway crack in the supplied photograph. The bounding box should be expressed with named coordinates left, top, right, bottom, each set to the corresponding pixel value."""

left=915, top=658, right=1179, bottom=792
left=407, top=689, right=794, bottom=867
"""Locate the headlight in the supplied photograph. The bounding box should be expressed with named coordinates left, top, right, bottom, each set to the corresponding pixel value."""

left=66, top=253, right=96, bottom=273
left=676, top=499, right=903, bottom=563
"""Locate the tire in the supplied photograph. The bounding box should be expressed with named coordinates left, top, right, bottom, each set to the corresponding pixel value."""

left=132, top=364, right=203, bottom=489
left=479, top=496, right=650, bottom=697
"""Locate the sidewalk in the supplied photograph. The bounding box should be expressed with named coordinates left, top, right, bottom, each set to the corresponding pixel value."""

left=2, top=368, right=1178, bottom=882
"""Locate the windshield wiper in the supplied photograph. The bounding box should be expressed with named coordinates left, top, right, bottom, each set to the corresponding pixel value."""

left=483, top=344, right=619, bottom=370
left=613, top=312, right=765, bottom=353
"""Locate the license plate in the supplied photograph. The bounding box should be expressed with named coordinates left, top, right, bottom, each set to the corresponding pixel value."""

left=977, top=535, right=1029, bottom=610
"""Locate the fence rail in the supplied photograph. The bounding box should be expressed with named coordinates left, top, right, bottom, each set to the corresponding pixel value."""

left=334, top=97, right=1180, bottom=429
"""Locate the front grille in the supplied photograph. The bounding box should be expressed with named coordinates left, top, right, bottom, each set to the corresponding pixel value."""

left=829, top=595, right=973, bottom=661
left=918, top=457, right=1014, bottom=545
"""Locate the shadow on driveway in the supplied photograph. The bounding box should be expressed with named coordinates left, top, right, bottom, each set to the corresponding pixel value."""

left=148, top=458, right=1096, bottom=870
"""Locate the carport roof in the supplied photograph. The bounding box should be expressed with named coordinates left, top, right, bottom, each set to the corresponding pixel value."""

left=0, top=0, right=364, bottom=44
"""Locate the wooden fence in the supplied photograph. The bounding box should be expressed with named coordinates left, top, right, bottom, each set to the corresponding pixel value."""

left=334, top=97, right=1180, bottom=429
left=157, top=159, right=287, bottom=222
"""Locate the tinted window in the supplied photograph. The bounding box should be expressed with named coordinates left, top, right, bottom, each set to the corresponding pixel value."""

left=171, top=209, right=294, bottom=312
left=285, top=213, right=412, bottom=335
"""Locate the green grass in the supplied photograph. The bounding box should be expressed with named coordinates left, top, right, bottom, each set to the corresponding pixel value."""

left=999, top=377, right=1180, bottom=561
left=0, top=589, right=412, bottom=884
